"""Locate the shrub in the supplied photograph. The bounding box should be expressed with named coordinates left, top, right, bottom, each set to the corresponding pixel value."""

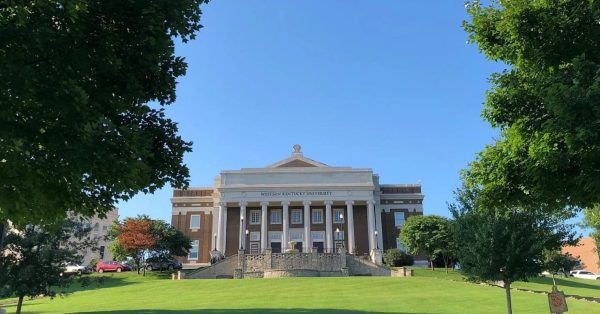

left=384, top=249, right=414, bottom=267
left=89, top=258, right=99, bottom=269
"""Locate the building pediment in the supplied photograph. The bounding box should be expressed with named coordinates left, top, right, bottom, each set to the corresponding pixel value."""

left=266, top=144, right=329, bottom=168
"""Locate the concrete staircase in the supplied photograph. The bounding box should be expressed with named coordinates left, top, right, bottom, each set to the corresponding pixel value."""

left=346, top=255, right=412, bottom=277
left=186, top=254, right=238, bottom=279
left=184, top=252, right=412, bottom=279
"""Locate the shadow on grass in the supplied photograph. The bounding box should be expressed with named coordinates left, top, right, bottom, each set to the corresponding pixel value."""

left=0, top=275, right=135, bottom=308
left=529, top=276, right=600, bottom=291
left=62, top=310, right=434, bottom=314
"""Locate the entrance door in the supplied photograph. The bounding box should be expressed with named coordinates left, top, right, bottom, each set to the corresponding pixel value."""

left=313, top=242, right=324, bottom=253
left=250, top=242, right=260, bottom=254
left=271, top=242, right=282, bottom=253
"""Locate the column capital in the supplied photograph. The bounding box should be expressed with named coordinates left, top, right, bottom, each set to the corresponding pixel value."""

left=219, top=201, right=227, bottom=207
left=302, top=200, right=312, bottom=206
left=324, top=200, right=333, bottom=206
left=260, top=201, right=269, bottom=207
left=366, top=199, right=376, bottom=206
left=281, top=200, right=290, bottom=206
left=238, top=201, right=248, bottom=207
left=345, top=200, right=354, bottom=206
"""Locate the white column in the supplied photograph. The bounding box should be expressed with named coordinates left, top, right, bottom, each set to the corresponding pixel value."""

left=239, top=201, right=247, bottom=251
left=303, top=200, right=311, bottom=252
left=346, top=200, right=355, bottom=254
left=260, top=201, right=268, bottom=253
left=282, top=201, right=289, bottom=252
left=375, top=203, right=383, bottom=250
left=217, top=202, right=226, bottom=252
left=367, top=200, right=376, bottom=252
left=223, top=207, right=228, bottom=254
left=324, top=200, right=333, bottom=252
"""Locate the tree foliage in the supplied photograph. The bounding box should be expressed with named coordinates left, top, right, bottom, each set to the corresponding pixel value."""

left=582, top=204, right=600, bottom=266
left=0, top=220, right=93, bottom=314
left=0, top=0, right=210, bottom=227
left=450, top=187, right=577, bottom=314
left=108, top=216, right=190, bottom=275
left=463, top=0, right=600, bottom=213
left=151, top=219, right=191, bottom=259
left=383, top=249, right=414, bottom=267
left=542, top=250, right=578, bottom=279
left=399, top=215, right=454, bottom=272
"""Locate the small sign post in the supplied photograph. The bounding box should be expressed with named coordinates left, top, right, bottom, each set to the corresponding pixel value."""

left=548, top=285, right=568, bottom=313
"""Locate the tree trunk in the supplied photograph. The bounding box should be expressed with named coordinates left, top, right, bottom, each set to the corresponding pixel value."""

left=430, top=259, right=435, bottom=271
left=0, top=221, right=6, bottom=250
left=16, top=295, right=24, bottom=314
left=504, top=280, right=512, bottom=314
left=443, top=255, right=449, bottom=274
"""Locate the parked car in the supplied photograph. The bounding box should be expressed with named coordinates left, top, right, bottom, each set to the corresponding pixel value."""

left=541, top=270, right=570, bottom=278
left=63, top=264, right=91, bottom=275
left=121, top=260, right=137, bottom=271
left=144, top=257, right=182, bottom=271
left=96, top=260, right=128, bottom=273
left=569, top=270, right=600, bottom=280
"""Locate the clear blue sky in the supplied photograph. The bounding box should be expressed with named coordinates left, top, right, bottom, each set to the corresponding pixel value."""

left=120, top=1, right=505, bottom=224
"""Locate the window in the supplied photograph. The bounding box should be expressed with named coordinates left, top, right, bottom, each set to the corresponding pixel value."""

left=249, top=231, right=261, bottom=241
left=394, top=212, right=405, bottom=227
left=311, top=231, right=325, bottom=242
left=334, top=230, right=345, bottom=241
left=271, top=210, right=282, bottom=224
left=333, top=209, right=344, bottom=223
left=270, top=232, right=282, bottom=242
left=312, top=209, right=323, bottom=224
left=190, top=215, right=201, bottom=229
left=188, top=240, right=199, bottom=260
left=102, top=225, right=108, bottom=231
left=289, top=231, right=304, bottom=242
left=291, top=209, right=302, bottom=224
left=250, top=210, right=261, bottom=225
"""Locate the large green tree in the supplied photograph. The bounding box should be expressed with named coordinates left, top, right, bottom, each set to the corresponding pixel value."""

left=450, top=187, right=576, bottom=314
left=463, top=0, right=600, bottom=212
left=0, top=220, right=94, bottom=314
left=0, top=1, right=209, bottom=228
left=582, top=205, right=600, bottom=266
left=399, top=215, right=454, bottom=272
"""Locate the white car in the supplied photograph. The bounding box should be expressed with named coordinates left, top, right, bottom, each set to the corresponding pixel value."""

left=569, top=270, right=600, bottom=280
left=63, top=264, right=89, bottom=275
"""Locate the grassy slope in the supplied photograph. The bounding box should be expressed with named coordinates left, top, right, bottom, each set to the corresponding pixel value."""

left=2, top=272, right=599, bottom=314
left=412, top=268, right=600, bottom=299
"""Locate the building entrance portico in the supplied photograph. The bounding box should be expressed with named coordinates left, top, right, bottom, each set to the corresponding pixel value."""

left=217, top=199, right=372, bottom=256
left=170, top=145, right=424, bottom=266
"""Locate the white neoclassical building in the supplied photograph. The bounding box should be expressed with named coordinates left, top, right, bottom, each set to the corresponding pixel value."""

left=171, top=145, right=424, bottom=266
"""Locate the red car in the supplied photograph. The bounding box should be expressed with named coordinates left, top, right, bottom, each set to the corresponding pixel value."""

left=96, top=260, right=127, bottom=273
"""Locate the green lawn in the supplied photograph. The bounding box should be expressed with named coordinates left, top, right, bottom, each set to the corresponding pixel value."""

left=2, top=271, right=599, bottom=314
left=412, top=267, right=600, bottom=299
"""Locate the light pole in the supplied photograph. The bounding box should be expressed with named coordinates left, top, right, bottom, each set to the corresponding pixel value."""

left=335, top=227, right=340, bottom=252
left=340, top=213, right=345, bottom=249
left=239, top=216, right=244, bottom=250
left=213, top=233, right=217, bottom=251
left=245, top=229, right=249, bottom=252
left=374, top=230, right=379, bottom=249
